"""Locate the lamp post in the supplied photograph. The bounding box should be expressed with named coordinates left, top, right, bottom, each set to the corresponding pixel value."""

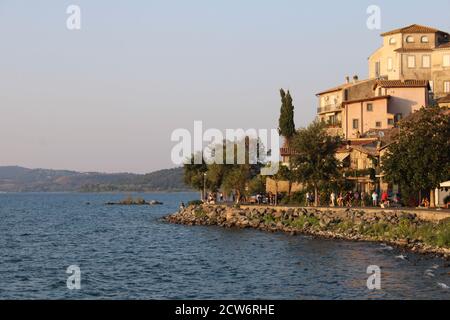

left=203, top=172, right=207, bottom=202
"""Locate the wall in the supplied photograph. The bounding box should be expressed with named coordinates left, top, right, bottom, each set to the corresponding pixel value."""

left=386, top=87, right=428, bottom=116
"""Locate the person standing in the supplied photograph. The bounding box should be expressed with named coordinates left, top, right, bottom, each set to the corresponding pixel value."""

left=372, top=191, right=378, bottom=207
left=305, top=192, right=310, bottom=207
left=330, top=192, right=336, bottom=207
left=360, top=191, right=366, bottom=207
left=354, top=191, right=360, bottom=207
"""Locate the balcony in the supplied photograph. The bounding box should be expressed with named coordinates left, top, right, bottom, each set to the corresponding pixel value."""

left=317, top=103, right=342, bottom=114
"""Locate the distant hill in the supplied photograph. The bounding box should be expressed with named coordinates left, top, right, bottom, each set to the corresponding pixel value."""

left=0, top=166, right=191, bottom=192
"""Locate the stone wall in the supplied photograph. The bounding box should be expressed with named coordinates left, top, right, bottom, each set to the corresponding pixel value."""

left=165, top=205, right=450, bottom=259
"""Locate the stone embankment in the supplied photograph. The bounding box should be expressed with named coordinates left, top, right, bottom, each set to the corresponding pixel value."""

left=165, top=205, right=450, bottom=259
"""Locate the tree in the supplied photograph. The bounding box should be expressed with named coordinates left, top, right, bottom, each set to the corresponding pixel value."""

left=278, top=89, right=296, bottom=146
left=183, top=152, right=207, bottom=200
left=290, top=121, right=342, bottom=206
left=381, top=106, right=450, bottom=206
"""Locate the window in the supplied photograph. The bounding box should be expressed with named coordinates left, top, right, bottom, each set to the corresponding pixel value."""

left=422, top=55, right=431, bottom=68
left=406, top=36, right=415, bottom=43
left=366, top=103, right=373, bottom=111
left=376, top=121, right=382, bottom=128
left=444, top=54, right=450, bottom=67
left=388, top=119, right=395, bottom=126
left=445, top=81, right=450, bottom=93
left=407, top=55, right=416, bottom=68
left=375, top=61, right=381, bottom=77
left=352, top=119, right=359, bottom=130
left=387, top=57, right=393, bottom=71
left=389, top=37, right=396, bottom=45
left=421, top=36, right=429, bottom=43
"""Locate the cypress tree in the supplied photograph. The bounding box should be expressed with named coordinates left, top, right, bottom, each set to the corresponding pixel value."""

left=278, top=89, right=296, bottom=146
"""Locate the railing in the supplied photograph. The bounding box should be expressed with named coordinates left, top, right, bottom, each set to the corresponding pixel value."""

left=317, top=103, right=342, bottom=114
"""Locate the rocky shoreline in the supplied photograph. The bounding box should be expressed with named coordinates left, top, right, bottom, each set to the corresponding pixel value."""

left=165, top=205, right=450, bottom=259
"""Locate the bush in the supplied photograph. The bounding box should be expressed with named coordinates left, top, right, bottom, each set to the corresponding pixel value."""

left=188, top=200, right=204, bottom=206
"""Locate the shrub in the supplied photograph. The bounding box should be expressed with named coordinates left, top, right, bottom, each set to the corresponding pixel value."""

left=188, top=200, right=203, bottom=206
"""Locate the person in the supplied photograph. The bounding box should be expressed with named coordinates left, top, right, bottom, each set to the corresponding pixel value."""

left=305, top=192, right=310, bottom=207
left=219, top=192, right=224, bottom=202
left=330, top=192, right=336, bottom=207
left=381, top=191, right=389, bottom=208
left=180, top=202, right=185, bottom=210
left=354, top=191, right=360, bottom=207
left=360, top=191, right=366, bottom=207
left=337, top=192, right=344, bottom=207
left=345, top=191, right=353, bottom=207
left=421, top=198, right=430, bottom=208
left=372, top=191, right=378, bottom=207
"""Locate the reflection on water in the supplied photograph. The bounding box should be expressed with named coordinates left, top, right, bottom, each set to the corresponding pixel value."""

left=0, top=193, right=449, bottom=299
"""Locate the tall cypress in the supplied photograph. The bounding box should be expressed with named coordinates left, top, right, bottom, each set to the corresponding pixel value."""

left=278, top=89, right=296, bottom=146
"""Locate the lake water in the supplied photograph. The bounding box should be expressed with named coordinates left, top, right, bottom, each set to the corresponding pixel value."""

left=0, top=192, right=449, bottom=299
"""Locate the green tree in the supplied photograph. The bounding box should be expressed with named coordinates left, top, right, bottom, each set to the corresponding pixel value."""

left=183, top=152, right=207, bottom=200
left=381, top=106, right=450, bottom=206
left=278, top=89, right=296, bottom=146
left=290, top=121, right=342, bottom=206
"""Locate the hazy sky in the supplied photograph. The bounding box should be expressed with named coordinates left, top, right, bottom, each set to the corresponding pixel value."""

left=1, top=0, right=449, bottom=173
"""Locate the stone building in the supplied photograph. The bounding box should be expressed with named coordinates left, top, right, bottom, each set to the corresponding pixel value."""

left=368, top=24, right=450, bottom=100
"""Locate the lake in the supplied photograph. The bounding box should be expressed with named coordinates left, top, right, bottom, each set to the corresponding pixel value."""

left=0, top=192, right=448, bottom=299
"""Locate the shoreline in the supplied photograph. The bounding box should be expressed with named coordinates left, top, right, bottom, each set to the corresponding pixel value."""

left=165, top=204, right=450, bottom=260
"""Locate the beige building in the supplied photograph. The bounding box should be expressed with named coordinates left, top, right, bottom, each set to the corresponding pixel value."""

left=368, top=24, right=450, bottom=100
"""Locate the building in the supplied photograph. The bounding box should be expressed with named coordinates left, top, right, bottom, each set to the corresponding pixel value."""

left=368, top=24, right=450, bottom=100
left=317, top=79, right=429, bottom=139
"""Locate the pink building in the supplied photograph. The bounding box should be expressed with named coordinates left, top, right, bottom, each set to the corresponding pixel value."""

left=318, top=79, right=430, bottom=139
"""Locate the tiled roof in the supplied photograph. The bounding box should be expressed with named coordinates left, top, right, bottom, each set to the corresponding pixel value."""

left=436, top=42, right=450, bottom=49
left=343, top=95, right=390, bottom=105
left=374, top=80, right=429, bottom=89
left=280, top=147, right=298, bottom=157
left=381, top=24, right=440, bottom=36
left=437, top=94, right=450, bottom=103
left=315, top=78, right=373, bottom=96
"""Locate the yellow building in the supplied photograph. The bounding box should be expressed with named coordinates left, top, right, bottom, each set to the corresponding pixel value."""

left=368, top=24, right=450, bottom=100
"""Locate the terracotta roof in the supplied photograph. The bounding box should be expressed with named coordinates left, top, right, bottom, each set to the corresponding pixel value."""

left=394, top=48, right=433, bottom=53
left=315, top=78, right=373, bottom=96
left=374, top=80, right=429, bottom=89
left=436, top=42, right=450, bottom=49
left=280, top=147, right=298, bottom=157
left=437, top=94, right=450, bottom=103
left=342, top=95, right=390, bottom=105
left=381, top=24, right=440, bottom=36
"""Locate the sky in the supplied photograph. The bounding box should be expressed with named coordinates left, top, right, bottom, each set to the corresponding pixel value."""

left=0, top=0, right=449, bottom=173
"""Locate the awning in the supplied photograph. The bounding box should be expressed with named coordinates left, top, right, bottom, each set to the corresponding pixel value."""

left=335, top=153, right=350, bottom=162
left=440, top=181, right=450, bottom=188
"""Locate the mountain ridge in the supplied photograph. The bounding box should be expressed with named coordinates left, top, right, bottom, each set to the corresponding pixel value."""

left=0, top=166, right=190, bottom=192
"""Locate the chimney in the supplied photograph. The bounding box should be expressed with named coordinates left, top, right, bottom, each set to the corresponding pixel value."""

left=345, top=76, right=350, bottom=84
left=353, top=75, right=359, bottom=84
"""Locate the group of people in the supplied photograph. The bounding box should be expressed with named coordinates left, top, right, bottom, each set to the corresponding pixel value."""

left=200, top=189, right=400, bottom=208
left=326, top=190, right=399, bottom=208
